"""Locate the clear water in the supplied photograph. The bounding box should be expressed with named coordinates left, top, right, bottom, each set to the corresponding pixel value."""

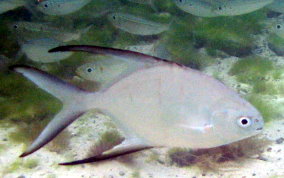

left=0, top=0, right=283, bottom=177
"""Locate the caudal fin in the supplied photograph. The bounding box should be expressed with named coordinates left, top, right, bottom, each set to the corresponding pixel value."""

left=10, top=65, right=86, bottom=104
left=11, top=65, right=91, bottom=157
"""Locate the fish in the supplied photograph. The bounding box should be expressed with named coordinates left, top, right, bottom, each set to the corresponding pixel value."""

left=9, top=21, right=92, bottom=42
left=0, top=0, right=26, bottom=14
left=20, top=38, right=73, bottom=63
left=267, top=0, right=284, bottom=14
left=173, top=0, right=219, bottom=17
left=36, top=0, right=92, bottom=16
left=108, top=13, right=171, bottom=35
left=127, top=0, right=157, bottom=11
left=12, top=45, right=264, bottom=165
left=268, top=19, right=284, bottom=39
left=76, top=57, right=130, bottom=86
left=212, top=0, right=273, bottom=16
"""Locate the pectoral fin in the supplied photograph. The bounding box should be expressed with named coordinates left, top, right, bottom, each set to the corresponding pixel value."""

left=179, top=124, right=213, bottom=134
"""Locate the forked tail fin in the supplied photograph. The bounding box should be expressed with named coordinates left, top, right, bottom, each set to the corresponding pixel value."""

left=10, top=65, right=92, bottom=157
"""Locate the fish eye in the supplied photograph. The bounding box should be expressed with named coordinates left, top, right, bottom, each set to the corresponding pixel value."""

left=276, top=24, right=282, bottom=29
left=218, top=6, right=222, bottom=10
left=179, top=0, right=183, bottom=2
left=237, top=116, right=252, bottom=128
left=13, top=25, right=18, bottom=29
left=44, top=3, right=48, bottom=8
left=112, top=15, right=116, bottom=20
left=86, top=67, right=94, bottom=73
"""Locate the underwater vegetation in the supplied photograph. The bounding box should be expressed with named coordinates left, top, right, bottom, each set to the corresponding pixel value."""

left=228, top=56, right=284, bottom=122
left=167, top=136, right=272, bottom=171
left=0, top=1, right=284, bottom=177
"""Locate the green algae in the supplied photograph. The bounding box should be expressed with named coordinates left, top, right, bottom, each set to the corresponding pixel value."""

left=167, top=137, right=271, bottom=171
left=0, top=71, right=61, bottom=123
left=229, top=57, right=284, bottom=122
left=268, top=34, right=284, bottom=48
left=130, top=171, right=141, bottom=178
left=4, top=158, right=39, bottom=174
left=246, top=95, right=279, bottom=123
left=166, top=10, right=266, bottom=62
left=100, top=130, right=123, bottom=145
left=229, top=56, right=274, bottom=84
left=146, top=152, right=160, bottom=163
left=0, top=144, right=7, bottom=153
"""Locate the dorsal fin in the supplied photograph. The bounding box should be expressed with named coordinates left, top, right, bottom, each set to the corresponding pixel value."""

left=48, top=45, right=172, bottom=64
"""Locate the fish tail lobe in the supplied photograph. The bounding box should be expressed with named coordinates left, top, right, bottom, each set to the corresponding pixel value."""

left=11, top=65, right=92, bottom=157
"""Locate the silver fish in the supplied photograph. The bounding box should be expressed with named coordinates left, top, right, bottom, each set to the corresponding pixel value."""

left=36, top=0, right=91, bottom=16
left=76, top=57, right=130, bottom=86
left=213, top=0, right=273, bottom=16
left=20, top=38, right=73, bottom=63
left=173, top=0, right=219, bottom=17
left=13, top=45, right=263, bottom=164
left=267, top=0, right=284, bottom=14
left=271, top=20, right=284, bottom=39
left=108, top=13, right=170, bottom=35
left=9, top=21, right=92, bottom=42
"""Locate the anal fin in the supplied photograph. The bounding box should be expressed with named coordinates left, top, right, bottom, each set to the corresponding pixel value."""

left=60, top=138, right=153, bottom=165
left=59, top=145, right=153, bottom=165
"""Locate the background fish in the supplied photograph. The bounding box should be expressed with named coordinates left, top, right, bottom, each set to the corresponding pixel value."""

left=0, top=0, right=26, bottom=14
left=127, top=0, right=157, bottom=11
left=13, top=45, right=263, bottom=162
left=36, top=0, right=92, bottom=16
left=76, top=57, right=130, bottom=85
left=9, top=21, right=92, bottom=42
left=271, top=21, right=284, bottom=39
left=267, top=0, right=284, bottom=13
left=173, top=0, right=219, bottom=17
left=20, top=38, right=73, bottom=63
left=108, top=13, right=171, bottom=35
left=213, top=0, right=273, bottom=16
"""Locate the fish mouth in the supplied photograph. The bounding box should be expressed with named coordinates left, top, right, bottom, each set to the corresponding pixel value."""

left=256, top=127, right=263, bottom=131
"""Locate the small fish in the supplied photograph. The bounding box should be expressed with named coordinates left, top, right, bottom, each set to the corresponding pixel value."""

left=36, top=0, right=91, bottom=16
left=9, top=21, right=92, bottom=42
left=173, top=0, right=219, bottom=17
left=271, top=20, right=284, bottom=39
left=12, top=45, right=263, bottom=165
left=213, top=0, right=273, bottom=16
left=267, top=0, right=284, bottom=14
left=108, top=13, right=170, bottom=35
left=76, top=57, right=130, bottom=86
left=127, top=0, right=157, bottom=11
left=0, top=0, right=27, bottom=14
left=20, top=38, right=73, bottom=63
